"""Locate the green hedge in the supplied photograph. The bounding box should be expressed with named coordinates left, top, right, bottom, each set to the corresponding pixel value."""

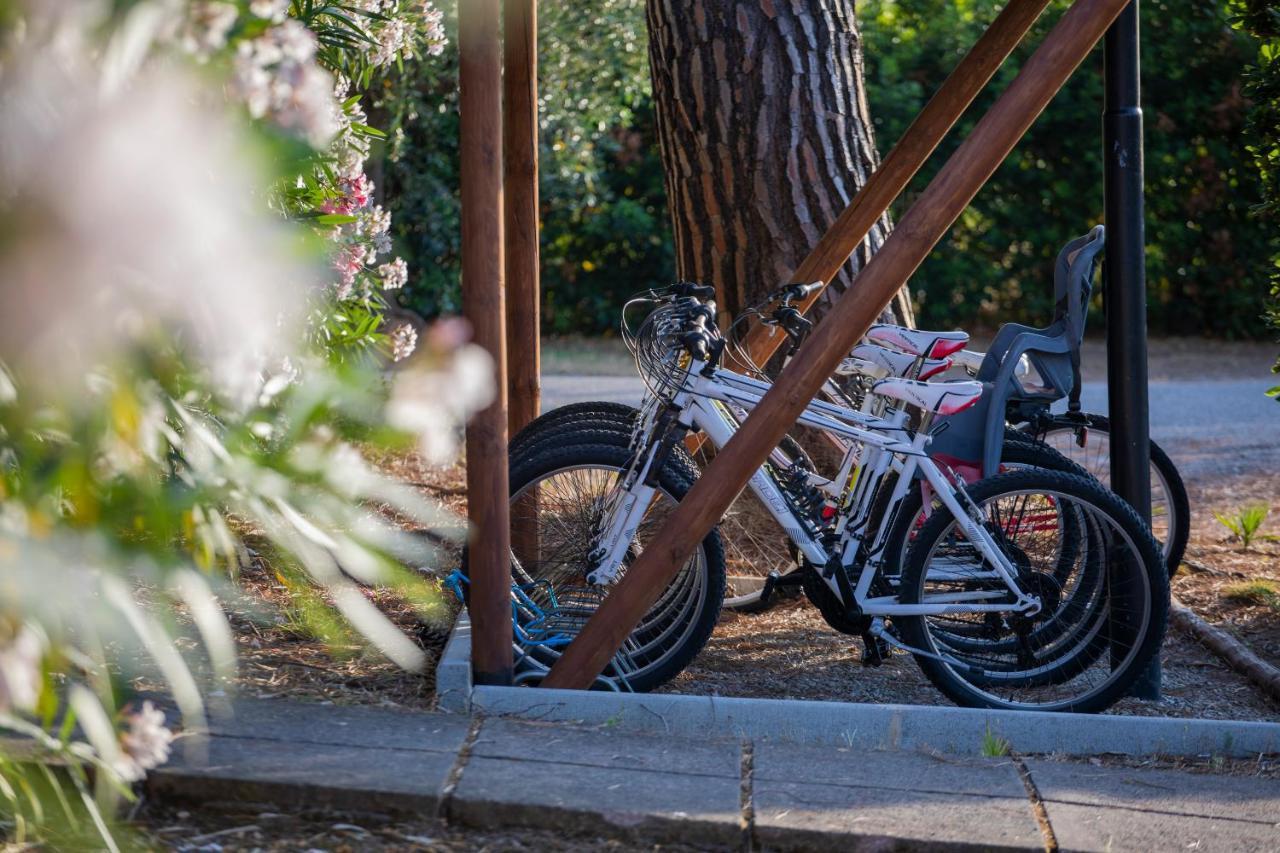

left=1232, top=0, right=1279, bottom=389
left=863, top=0, right=1268, bottom=337
left=380, top=0, right=1272, bottom=339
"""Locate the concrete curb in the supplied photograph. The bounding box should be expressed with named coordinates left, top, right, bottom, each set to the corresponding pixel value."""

left=470, top=685, right=1280, bottom=759
left=435, top=612, right=472, bottom=713
left=438, top=613, right=1280, bottom=759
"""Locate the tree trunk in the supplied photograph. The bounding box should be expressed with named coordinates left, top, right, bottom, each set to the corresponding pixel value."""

left=645, top=0, right=912, bottom=328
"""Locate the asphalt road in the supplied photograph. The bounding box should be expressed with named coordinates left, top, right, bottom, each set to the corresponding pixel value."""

left=541, top=374, right=1277, bottom=480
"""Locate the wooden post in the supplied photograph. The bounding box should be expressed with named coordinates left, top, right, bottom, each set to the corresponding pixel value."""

left=542, top=0, right=1133, bottom=690
left=504, top=0, right=540, bottom=437
left=459, top=0, right=513, bottom=686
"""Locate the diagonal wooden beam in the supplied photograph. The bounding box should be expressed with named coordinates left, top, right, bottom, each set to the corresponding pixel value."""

left=541, top=0, right=1134, bottom=690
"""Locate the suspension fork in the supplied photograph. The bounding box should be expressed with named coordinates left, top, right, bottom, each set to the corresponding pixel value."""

left=585, top=399, right=692, bottom=586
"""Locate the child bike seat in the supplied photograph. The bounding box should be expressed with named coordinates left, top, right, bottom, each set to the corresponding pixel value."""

left=929, top=225, right=1106, bottom=477
left=866, top=324, right=969, bottom=359
left=870, top=378, right=984, bottom=416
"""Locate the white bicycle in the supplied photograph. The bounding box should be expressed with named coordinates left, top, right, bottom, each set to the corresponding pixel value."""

left=499, top=284, right=1169, bottom=712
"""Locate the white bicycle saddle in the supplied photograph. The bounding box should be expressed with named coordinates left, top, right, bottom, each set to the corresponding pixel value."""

left=870, top=378, right=984, bottom=416
left=866, top=324, right=969, bottom=359
left=951, top=349, right=985, bottom=375
left=836, top=343, right=951, bottom=380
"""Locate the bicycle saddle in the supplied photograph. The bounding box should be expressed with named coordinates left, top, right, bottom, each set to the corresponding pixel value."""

left=866, top=324, right=969, bottom=359
left=951, top=349, right=984, bottom=375
left=836, top=343, right=951, bottom=380
left=870, top=378, right=984, bottom=416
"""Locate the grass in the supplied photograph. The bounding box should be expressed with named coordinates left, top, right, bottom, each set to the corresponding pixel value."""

left=1213, top=503, right=1272, bottom=550
left=1222, top=579, right=1280, bottom=612
left=981, top=727, right=1011, bottom=758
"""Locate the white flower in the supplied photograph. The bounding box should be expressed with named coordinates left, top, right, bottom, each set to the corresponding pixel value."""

left=178, top=2, right=239, bottom=60
left=378, top=257, right=409, bottom=290
left=363, top=205, right=392, bottom=237
left=390, top=323, right=418, bottom=361
left=0, top=46, right=312, bottom=403
left=249, top=0, right=290, bottom=24
left=114, top=701, right=174, bottom=782
left=421, top=5, right=447, bottom=57
left=230, top=21, right=338, bottom=148
left=0, top=628, right=43, bottom=714
left=388, top=345, right=494, bottom=463
left=369, top=17, right=410, bottom=67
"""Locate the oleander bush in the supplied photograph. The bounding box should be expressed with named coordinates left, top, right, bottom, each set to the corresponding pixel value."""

left=0, top=1, right=489, bottom=845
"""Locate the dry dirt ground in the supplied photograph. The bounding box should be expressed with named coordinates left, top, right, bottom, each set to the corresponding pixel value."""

left=141, top=802, right=708, bottom=852
left=1173, top=472, right=1280, bottom=672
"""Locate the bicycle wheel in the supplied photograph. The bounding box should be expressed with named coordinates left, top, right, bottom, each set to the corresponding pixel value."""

left=511, top=401, right=640, bottom=458
left=521, top=404, right=812, bottom=614
left=896, top=469, right=1169, bottom=713
left=875, top=438, right=1095, bottom=585
left=1028, top=413, right=1189, bottom=577
left=505, top=441, right=725, bottom=691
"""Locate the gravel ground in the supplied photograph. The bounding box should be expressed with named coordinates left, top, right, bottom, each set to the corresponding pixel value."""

left=661, top=598, right=1280, bottom=722
left=141, top=803, right=708, bottom=852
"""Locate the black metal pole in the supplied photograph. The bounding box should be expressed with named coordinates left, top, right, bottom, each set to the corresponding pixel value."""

left=1104, top=0, right=1160, bottom=699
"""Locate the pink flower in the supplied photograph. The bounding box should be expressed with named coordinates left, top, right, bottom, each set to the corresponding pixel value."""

left=332, top=244, right=366, bottom=297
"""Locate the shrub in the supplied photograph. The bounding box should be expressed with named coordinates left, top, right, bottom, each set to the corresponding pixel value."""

left=860, top=0, right=1269, bottom=338
left=380, top=0, right=1273, bottom=340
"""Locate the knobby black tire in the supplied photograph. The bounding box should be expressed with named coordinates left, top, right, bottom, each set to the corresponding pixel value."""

left=896, top=469, right=1169, bottom=714
left=511, top=401, right=640, bottom=458
left=1023, top=413, right=1190, bottom=578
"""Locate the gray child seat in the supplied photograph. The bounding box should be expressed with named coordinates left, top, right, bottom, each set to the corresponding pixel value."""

left=929, top=225, right=1106, bottom=476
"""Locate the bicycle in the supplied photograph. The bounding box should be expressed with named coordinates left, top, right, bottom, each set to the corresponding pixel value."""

left=499, top=283, right=1169, bottom=712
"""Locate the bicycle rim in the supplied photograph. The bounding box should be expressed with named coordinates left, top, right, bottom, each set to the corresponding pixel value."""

left=902, top=484, right=1157, bottom=711
left=509, top=464, right=708, bottom=683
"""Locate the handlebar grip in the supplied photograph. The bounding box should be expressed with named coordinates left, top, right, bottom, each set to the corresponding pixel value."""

left=680, top=331, right=710, bottom=361
left=673, top=281, right=717, bottom=300
left=780, top=281, right=824, bottom=302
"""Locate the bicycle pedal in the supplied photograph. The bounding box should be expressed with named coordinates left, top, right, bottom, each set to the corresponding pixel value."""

left=860, top=633, right=891, bottom=667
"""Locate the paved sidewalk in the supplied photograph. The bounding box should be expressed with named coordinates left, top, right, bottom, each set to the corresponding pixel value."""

left=150, top=698, right=1280, bottom=851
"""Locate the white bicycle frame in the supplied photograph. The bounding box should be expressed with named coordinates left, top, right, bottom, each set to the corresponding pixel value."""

left=588, top=360, right=1041, bottom=619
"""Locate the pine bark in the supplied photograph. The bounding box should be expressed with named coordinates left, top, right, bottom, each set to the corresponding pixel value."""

left=645, top=0, right=912, bottom=326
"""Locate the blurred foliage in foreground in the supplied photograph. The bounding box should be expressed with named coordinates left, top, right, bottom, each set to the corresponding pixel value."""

left=0, top=1, right=488, bottom=846
left=382, top=0, right=1273, bottom=339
